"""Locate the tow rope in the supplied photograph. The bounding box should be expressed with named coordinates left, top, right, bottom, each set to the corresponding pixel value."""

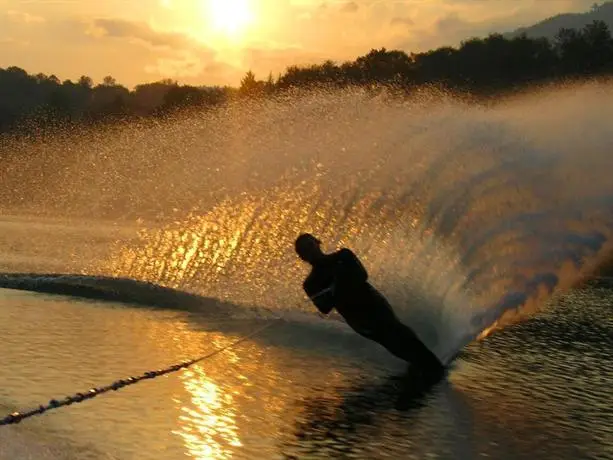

left=0, top=320, right=280, bottom=426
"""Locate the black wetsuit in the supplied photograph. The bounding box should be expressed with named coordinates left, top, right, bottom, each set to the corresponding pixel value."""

left=303, top=248, right=444, bottom=380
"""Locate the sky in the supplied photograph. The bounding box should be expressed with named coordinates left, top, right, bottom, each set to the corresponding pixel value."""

left=0, top=0, right=600, bottom=88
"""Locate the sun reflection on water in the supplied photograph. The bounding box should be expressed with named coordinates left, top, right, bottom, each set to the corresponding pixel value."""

left=174, top=366, right=242, bottom=459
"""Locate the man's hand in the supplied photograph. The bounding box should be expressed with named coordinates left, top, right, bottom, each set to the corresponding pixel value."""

left=310, top=285, right=335, bottom=301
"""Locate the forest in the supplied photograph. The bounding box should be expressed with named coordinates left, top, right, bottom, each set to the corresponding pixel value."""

left=1, top=20, right=613, bottom=134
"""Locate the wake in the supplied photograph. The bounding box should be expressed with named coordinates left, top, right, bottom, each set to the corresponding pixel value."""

left=0, top=82, right=612, bottom=364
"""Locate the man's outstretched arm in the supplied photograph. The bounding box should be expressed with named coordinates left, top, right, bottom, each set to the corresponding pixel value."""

left=303, top=279, right=335, bottom=315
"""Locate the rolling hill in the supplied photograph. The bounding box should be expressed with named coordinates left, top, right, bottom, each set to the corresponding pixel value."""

left=506, top=2, right=613, bottom=40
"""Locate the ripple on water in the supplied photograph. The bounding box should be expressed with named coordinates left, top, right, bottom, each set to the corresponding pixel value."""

left=0, top=287, right=612, bottom=459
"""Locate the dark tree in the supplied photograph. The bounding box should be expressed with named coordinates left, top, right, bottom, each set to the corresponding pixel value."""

left=0, top=20, right=612, bottom=135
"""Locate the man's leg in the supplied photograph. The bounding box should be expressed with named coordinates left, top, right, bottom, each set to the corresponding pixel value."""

left=388, top=322, right=444, bottom=378
left=340, top=289, right=445, bottom=380
left=365, top=299, right=445, bottom=380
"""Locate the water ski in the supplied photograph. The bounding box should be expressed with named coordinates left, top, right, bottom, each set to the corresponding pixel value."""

left=390, top=364, right=447, bottom=410
left=388, top=344, right=461, bottom=410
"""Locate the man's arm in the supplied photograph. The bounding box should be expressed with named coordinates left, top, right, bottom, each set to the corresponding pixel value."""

left=309, top=286, right=335, bottom=315
left=303, top=277, right=335, bottom=315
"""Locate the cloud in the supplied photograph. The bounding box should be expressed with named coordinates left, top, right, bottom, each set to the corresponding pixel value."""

left=390, top=16, right=414, bottom=28
left=144, top=51, right=204, bottom=78
left=435, top=12, right=472, bottom=34
left=6, top=10, right=45, bottom=24
left=242, top=45, right=330, bottom=74
left=75, top=17, right=234, bottom=84
left=0, top=37, right=29, bottom=46
left=85, top=18, right=198, bottom=51
left=340, top=2, right=359, bottom=13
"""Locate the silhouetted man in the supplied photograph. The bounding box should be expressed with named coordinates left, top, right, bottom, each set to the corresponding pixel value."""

left=295, top=233, right=444, bottom=387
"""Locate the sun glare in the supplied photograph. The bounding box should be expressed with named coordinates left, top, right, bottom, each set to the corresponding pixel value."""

left=205, top=0, right=255, bottom=36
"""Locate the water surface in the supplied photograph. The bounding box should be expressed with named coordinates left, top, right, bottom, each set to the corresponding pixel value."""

left=0, top=285, right=610, bottom=459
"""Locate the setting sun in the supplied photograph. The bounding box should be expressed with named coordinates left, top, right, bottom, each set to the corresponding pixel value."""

left=205, top=0, right=255, bottom=36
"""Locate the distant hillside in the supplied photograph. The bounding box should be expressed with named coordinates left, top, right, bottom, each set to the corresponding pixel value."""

left=506, top=2, right=613, bottom=40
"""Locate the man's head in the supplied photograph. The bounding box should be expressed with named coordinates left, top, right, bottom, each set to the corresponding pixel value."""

left=295, top=233, right=323, bottom=263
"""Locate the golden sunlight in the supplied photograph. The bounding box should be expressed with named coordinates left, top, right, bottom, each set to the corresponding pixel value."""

left=174, top=365, right=242, bottom=459
left=204, top=0, right=255, bottom=36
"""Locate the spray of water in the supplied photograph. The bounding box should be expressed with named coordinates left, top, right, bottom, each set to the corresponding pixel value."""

left=1, top=82, right=612, bottom=363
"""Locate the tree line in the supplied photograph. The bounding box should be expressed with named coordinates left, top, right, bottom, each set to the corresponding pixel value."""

left=2, top=20, right=613, bottom=134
